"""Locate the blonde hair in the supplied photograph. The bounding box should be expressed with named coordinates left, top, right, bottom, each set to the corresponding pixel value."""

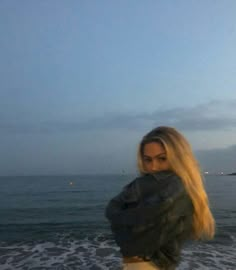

left=137, top=126, right=215, bottom=240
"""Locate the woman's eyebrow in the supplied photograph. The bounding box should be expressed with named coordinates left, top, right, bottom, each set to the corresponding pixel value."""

left=143, top=153, right=166, bottom=158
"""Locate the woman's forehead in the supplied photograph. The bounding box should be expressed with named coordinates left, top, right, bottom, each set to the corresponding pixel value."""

left=143, top=142, right=166, bottom=155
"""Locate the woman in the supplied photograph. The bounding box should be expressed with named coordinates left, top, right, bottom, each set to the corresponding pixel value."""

left=105, top=126, right=215, bottom=270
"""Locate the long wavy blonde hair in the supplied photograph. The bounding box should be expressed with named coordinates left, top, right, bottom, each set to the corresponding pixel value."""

left=137, top=126, right=215, bottom=240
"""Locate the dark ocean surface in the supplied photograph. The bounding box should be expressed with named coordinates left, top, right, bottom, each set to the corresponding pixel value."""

left=0, top=174, right=235, bottom=270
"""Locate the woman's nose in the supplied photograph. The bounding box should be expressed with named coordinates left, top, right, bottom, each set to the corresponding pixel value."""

left=151, top=160, right=160, bottom=171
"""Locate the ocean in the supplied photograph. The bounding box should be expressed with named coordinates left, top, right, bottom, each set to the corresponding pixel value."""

left=0, top=174, right=235, bottom=270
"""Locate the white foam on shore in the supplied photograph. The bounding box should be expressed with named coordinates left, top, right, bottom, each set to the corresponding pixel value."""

left=0, top=233, right=121, bottom=270
left=177, top=241, right=236, bottom=270
left=0, top=232, right=235, bottom=270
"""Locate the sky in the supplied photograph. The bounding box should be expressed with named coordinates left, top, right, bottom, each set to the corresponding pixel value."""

left=1, top=1, right=236, bottom=175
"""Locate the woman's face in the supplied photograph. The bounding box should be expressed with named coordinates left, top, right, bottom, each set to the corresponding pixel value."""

left=142, top=142, right=170, bottom=173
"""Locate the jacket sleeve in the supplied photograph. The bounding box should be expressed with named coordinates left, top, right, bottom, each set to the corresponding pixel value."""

left=105, top=179, right=143, bottom=226
left=105, top=173, right=193, bottom=259
left=105, top=173, right=187, bottom=227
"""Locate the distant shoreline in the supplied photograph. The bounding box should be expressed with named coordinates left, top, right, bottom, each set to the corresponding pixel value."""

left=204, top=172, right=236, bottom=176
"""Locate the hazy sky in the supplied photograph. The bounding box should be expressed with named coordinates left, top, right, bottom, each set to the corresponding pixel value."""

left=1, top=1, right=236, bottom=175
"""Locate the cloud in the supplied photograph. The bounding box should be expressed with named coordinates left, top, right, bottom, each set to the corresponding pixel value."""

left=148, top=99, right=236, bottom=131
left=1, top=99, right=236, bottom=134
left=195, top=144, right=236, bottom=173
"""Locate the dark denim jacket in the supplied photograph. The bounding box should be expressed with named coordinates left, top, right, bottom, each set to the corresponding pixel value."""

left=105, top=171, right=193, bottom=270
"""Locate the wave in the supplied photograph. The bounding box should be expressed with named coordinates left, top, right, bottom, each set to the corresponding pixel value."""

left=0, top=231, right=235, bottom=270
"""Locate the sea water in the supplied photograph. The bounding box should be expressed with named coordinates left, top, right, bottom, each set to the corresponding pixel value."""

left=0, top=174, right=235, bottom=270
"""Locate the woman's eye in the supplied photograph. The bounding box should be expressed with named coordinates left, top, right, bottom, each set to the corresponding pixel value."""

left=158, top=157, right=166, bottom=161
left=144, top=158, right=152, bottom=163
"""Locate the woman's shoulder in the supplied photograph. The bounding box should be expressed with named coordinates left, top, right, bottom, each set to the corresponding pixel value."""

left=135, top=171, right=186, bottom=201
left=136, top=170, right=181, bottom=183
